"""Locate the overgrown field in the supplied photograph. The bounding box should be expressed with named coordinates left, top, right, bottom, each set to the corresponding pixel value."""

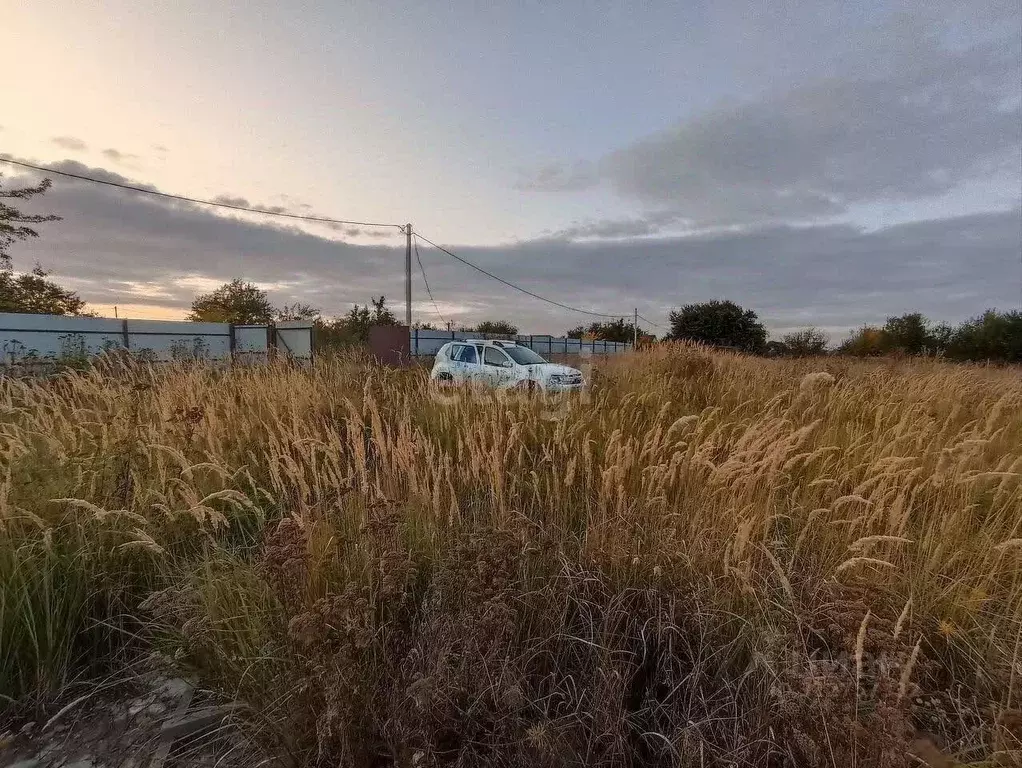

left=2, top=346, right=1020, bottom=766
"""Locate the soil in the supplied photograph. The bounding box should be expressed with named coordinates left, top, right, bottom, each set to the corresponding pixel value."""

left=0, top=672, right=271, bottom=768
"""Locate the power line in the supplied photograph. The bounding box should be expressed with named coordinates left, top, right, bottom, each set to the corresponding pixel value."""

left=413, top=230, right=626, bottom=319
left=4, top=155, right=669, bottom=324
left=0, top=157, right=404, bottom=230
left=637, top=313, right=667, bottom=330
left=413, top=234, right=446, bottom=327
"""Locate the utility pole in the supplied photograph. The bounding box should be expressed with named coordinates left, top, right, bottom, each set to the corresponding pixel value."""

left=633, top=308, right=638, bottom=348
left=405, top=224, right=413, bottom=327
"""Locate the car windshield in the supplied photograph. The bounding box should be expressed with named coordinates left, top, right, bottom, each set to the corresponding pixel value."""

left=504, top=346, right=547, bottom=365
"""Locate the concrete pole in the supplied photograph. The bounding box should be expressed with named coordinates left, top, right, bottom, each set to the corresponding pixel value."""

left=405, top=224, right=413, bottom=327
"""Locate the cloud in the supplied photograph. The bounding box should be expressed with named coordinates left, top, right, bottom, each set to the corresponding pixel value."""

left=547, top=211, right=685, bottom=240
left=5, top=159, right=1019, bottom=338
left=520, top=18, right=1021, bottom=232
left=515, top=161, right=598, bottom=192
left=101, top=148, right=139, bottom=164
left=51, top=136, right=88, bottom=151
left=153, top=145, right=169, bottom=153
left=211, top=194, right=302, bottom=216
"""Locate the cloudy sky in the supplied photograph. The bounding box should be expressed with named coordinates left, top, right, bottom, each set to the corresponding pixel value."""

left=2, top=0, right=1019, bottom=337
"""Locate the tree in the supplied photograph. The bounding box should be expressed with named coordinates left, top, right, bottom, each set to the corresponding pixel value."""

left=780, top=327, right=829, bottom=357
left=1, top=174, right=61, bottom=270
left=470, top=320, right=518, bottom=336
left=276, top=302, right=320, bottom=321
left=317, top=296, right=398, bottom=347
left=836, top=325, right=892, bottom=356
left=944, top=310, right=1022, bottom=363
left=667, top=300, right=767, bottom=353
left=928, top=322, right=956, bottom=356
left=189, top=279, right=276, bottom=324
left=0, top=173, right=87, bottom=316
left=883, top=313, right=929, bottom=355
left=566, top=318, right=636, bottom=343
left=0, top=264, right=87, bottom=315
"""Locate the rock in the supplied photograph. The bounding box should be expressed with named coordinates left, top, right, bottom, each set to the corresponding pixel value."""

left=156, top=678, right=192, bottom=701
left=36, top=743, right=57, bottom=759
left=126, top=698, right=152, bottom=717
left=160, top=706, right=239, bottom=741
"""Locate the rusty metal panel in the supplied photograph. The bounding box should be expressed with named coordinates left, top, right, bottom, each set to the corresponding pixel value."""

left=369, top=324, right=410, bottom=366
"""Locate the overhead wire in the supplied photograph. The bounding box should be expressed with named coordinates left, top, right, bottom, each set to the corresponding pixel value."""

left=413, top=234, right=447, bottom=327
left=0, top=157, right=404, bottom=230
left=413, top=230, right=627, bottom=319
left=4, top=154, right=673, bottom=325
left=637, top=313, right=667, bottom=330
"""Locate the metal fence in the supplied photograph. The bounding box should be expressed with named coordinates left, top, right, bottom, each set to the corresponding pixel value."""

left=0, top=312, right=313, bottom=366
left=410, top=329, right=631, bottom=358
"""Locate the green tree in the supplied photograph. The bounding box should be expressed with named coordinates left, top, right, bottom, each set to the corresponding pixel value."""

left=928, top=322, right=956, bottom=356
left=470, top=320, right=518, bottom=336
left=566, top=318, right=636, bottom=343
left=667, top=300, right=767, bottom=353
left=0, top=265, right=87, bottom=315
left=883, top=312, right=929, bottom=355
left=1, top=174, right=61, bottom=268
left=189, top=279, right=276, bottom=324
left=944, top=310, right=1022, bottom=363
left=780, top=327, right=829, bottom=356
left=318, top=296, right=398, bottom=347
left=0, top=173, right=87, bottom=315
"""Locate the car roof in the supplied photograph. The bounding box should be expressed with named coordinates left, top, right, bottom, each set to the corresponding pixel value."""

left=462, top=338, right=518, bottom=347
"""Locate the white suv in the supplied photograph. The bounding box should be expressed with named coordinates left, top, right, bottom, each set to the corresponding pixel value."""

left=430, top=339, right=585, bottom=391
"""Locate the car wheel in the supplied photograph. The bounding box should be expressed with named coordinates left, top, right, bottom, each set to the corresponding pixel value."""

left=435, top=372, right=455, bottom=387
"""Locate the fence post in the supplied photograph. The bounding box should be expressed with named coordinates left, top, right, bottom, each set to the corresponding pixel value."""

left=228, top=324, right=236, bottom=356
left=121, top=319, right=129, bottom=350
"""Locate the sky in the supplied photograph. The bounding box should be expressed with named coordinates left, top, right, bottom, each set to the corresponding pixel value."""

left=2, top=0, right=1020, bottom=337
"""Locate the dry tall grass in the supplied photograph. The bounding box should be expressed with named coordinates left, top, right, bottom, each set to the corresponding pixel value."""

left=1, top=345, right=1020, bottom=766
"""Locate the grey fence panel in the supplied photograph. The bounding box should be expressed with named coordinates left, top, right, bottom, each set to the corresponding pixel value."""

left=125, top=319, right=231, bottom=360
left=0, top=313, right=124, bottom=363
left=0, top=312, right=312, bottom=366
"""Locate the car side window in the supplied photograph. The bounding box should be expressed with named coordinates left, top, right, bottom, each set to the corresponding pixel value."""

left=457, top=345, right=477, bottom=364
left=484, top=347, right=511, bottom=367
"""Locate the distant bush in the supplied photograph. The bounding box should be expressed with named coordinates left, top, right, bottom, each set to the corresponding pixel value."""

left=777, top=327, right=829, bottom=357
left=837, top=310, right=1022, bottom=363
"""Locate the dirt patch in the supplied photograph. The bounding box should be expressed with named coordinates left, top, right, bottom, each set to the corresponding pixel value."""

left=1, top=672, right=267, bottom=768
